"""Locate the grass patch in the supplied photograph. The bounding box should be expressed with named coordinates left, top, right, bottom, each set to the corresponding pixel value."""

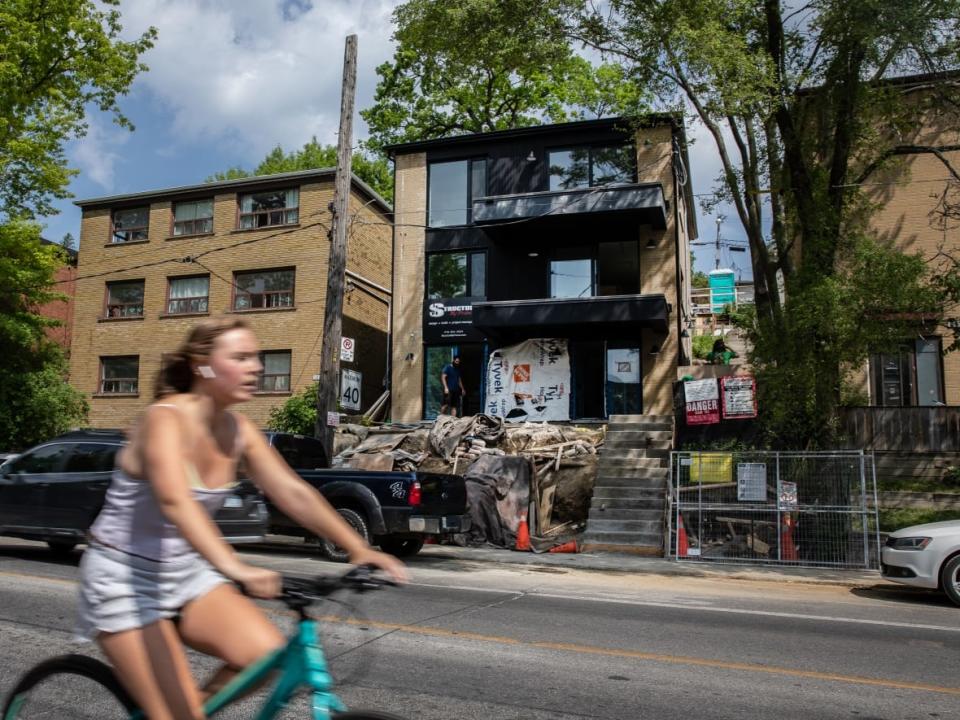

left=878, top=507, right=960, bottom=532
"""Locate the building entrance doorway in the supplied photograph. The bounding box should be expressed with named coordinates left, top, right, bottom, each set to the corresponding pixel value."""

left=423, top=343, right=485, bottom=419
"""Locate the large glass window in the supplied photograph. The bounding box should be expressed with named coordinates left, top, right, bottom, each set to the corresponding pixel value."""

left=100, top=356, right=139, bottom=394
left=428, top=158, right=487, bottom=227
left=167, top=275, right=210, bottom=315
left=550, top=246, right=593, bottom=298
left=597, top=240, right=640, bottom=295
left=427, top=251, right=486, bottom=298
left=871, top=338, right=944, bottom=406
left=111, top=207, right=149, bottom=243
left=234, top=269, right=295, bottom=310
left=104, top=280, right=145, bottom=318
left=173, top=199, right=214, bottom=236
left=549, top=240, right=640, bottom=298
left=258, top=351, right=291, bottom=392
left=238, top=188, right=299, bottom=229
left=549, top=145, right=635, bottom=191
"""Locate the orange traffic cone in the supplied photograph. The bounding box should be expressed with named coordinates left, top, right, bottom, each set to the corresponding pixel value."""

left=548, top=540, right=578, bottom=554
left=677, top=514, right=689, bottom=558
left=781, top=514, right=798, bottom=561
left=514, top=511, right=531, bottom=551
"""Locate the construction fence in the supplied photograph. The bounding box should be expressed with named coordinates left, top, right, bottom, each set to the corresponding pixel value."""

left=670, top=451, right=880, bottom=569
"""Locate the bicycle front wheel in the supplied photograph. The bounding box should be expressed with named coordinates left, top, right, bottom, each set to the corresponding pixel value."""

left=2, top=654, right=136, bottom=719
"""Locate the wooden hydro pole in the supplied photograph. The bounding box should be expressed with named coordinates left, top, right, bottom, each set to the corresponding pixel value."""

left=315, top=34, right=357, bottom=460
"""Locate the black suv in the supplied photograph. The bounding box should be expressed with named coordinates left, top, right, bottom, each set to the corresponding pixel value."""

left=0, top=430, right=267, bottom=554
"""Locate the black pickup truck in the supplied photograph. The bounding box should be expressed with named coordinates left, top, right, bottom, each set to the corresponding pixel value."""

left=263, top=432, right=469, bottom=560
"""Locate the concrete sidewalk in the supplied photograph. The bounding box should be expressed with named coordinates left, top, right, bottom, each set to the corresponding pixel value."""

left=413, top=544, right=884, bottom=588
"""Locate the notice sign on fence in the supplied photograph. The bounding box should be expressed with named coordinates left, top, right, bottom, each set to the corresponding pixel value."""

left=722, top=375, right=757, bottom=419
left=684, top=378, right=720, bottom=425
left=737, top=463, right=768, bottom=501
left=779, top=480, right=798, bottom=509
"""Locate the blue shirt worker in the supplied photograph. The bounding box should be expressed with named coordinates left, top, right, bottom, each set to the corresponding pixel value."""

left=440, top=356, right=466, bottom=417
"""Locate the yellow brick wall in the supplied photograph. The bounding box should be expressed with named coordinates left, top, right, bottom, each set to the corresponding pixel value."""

left=70, top=179, right=392, bottom=429
left=865, top=145, right=960, bottom=405
left=390, top=153, right=428, bottom=422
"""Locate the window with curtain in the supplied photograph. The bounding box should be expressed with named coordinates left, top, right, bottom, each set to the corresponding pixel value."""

left=238, top=188, right=299, bottom=229
left=233, top=269, right=295, bottom=310
left=100, top=356, right=139, bottom=394
left=173, top=199, right=214, bottom=236
left=258, top=351, right=291, bottom=392
left=104, top=280, right=144, bottom=318
left=167, top=276, right=210, bottom=314
left=111, top=207, right=149, bottom=243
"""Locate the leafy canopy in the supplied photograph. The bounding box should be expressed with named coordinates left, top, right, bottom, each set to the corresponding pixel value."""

left=360, top=0, right=647, bottom=152
left=208, top=138, right=394, bottom=203
left=0, top=221, right=88, bottom=449
left=0, top=0, right=156, bottom=219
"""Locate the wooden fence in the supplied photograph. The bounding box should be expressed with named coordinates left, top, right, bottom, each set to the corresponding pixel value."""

left=840, top=407, right=960, bottom=452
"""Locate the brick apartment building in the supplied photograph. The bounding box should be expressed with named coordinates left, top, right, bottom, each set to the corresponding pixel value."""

left=852, top=72, right=960, bottom=407
left=386, top=116, right=697, bottom=422
left=38, top=240, right=78, bottom=351
left=70, top=169, right=392, bottom=429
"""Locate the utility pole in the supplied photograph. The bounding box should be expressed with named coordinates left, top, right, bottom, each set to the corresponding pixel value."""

left=714, top=216, right=723, bottom=270
left=315, top=34, right=357, bottom=461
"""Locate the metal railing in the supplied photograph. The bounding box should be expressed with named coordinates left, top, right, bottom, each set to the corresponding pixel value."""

left=690, top=286, right=755, bottom=315
left=670, top=450, right=880, bottom=568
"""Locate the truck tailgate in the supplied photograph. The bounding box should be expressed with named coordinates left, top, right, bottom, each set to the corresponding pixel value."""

left=416, top=472, right=467, bottom=514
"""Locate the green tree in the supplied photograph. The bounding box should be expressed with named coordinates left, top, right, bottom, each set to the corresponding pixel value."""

left=0, top=221, right=88, bottom=449
left=266, top=383, right=318, bottom=437
left=0, top=0, right=156, bottom=219
left=207, top=138, right=394, bottom=202
left=360, top=0, right=646, bottom=152
left=556, top=0, right=960, bottom=446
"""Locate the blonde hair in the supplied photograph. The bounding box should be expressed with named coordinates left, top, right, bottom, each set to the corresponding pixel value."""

left=155, top=316, right=252, bottom=398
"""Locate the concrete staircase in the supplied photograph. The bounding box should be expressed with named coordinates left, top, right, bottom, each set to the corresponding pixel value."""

left=581, top=415, right=674, bottom=555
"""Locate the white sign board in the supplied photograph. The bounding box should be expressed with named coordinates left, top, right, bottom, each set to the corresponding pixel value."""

left=340, top=369, right=361, bottom=411
left=737, top=463, right=768, bottom=502
left=486, top=339, right=570, bottom=422
left=326, top=411, right=340, bottom=427
left=340, top=336, right=355, bottom=363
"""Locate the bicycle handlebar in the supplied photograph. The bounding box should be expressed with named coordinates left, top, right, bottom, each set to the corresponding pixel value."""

left=277, top=565, right=396, bottom=610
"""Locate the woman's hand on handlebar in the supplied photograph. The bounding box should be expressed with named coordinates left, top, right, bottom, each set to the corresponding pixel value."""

left=228, top=562, right=283, bottom=598
left=348, top=547, right=409, bottom=584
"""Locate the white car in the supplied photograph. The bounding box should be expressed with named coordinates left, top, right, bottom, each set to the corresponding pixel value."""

left=881, top=520, right=960, bottom=606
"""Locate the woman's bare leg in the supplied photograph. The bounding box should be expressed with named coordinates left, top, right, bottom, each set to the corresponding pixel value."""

left=99, top=620, right=203, bottom=720
left=177, top=583, right=286, bottom=698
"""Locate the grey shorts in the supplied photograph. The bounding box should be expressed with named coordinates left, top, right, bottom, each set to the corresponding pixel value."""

left=75, top=542, right=228, bottom=642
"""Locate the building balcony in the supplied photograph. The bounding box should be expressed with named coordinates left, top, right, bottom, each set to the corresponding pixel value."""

left=472, top=183, right=667, bottom=229
left=472, top=293, right=669, bottom=341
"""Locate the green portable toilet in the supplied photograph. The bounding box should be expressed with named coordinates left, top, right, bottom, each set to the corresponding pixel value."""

left=708, top=269, right=736, bottom=312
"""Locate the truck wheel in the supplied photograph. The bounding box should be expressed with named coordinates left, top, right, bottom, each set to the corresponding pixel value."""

left=379, top=537, right=425, bottom=558
left=320, top=509, right=369, bottom=563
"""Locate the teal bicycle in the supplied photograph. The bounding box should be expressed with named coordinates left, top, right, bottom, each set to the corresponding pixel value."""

left=2, top=566, right=407, bottom=719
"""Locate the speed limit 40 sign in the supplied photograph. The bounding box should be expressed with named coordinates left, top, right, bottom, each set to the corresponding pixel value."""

left=340, top=369, right=362, bottom=411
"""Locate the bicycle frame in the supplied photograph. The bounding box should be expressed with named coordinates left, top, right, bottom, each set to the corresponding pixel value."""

left=129, top=617, right=345, bottom=720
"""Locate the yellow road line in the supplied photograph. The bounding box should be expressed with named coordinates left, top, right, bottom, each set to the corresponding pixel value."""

left=318, top=615, right=960, bottom=698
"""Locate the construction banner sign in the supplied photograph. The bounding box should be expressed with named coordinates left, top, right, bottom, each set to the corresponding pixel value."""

left=721, top=375, right=758, bottom=419
left=486, top=339, right=570, bottom=422
left=684, top=378, right=720, bottom=425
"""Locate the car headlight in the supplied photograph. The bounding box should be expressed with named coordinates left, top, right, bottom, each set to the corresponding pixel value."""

left=888, top=536, right=932, bottom=550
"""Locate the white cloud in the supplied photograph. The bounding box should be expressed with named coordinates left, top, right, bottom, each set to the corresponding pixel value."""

left=117, top=0, right=399, bottom=162
left=70, top=118, right=130, bottom=190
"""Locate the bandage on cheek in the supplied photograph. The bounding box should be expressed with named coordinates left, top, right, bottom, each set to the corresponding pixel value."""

left=197, top=365, right=217, bottom=379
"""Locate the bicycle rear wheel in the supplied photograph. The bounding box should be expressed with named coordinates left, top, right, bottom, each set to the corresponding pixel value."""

left=2, top=654, right=137, bottom=719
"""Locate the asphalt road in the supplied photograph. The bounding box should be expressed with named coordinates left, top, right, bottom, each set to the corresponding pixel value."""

left=0, top=539, right=957, bottom=719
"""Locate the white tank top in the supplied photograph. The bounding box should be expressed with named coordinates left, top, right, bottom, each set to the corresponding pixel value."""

left=89, top=404, right=242, bottom=563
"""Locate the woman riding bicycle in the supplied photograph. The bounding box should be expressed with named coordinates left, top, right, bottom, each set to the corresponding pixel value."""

left=76, top=316, right=407, bottom=720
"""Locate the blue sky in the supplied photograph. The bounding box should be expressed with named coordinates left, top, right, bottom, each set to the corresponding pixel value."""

left=43, top=0, right=752, bottom=281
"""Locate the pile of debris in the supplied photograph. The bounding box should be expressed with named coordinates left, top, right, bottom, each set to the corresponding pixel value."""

left=330, top=414, right=605, bottom=550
